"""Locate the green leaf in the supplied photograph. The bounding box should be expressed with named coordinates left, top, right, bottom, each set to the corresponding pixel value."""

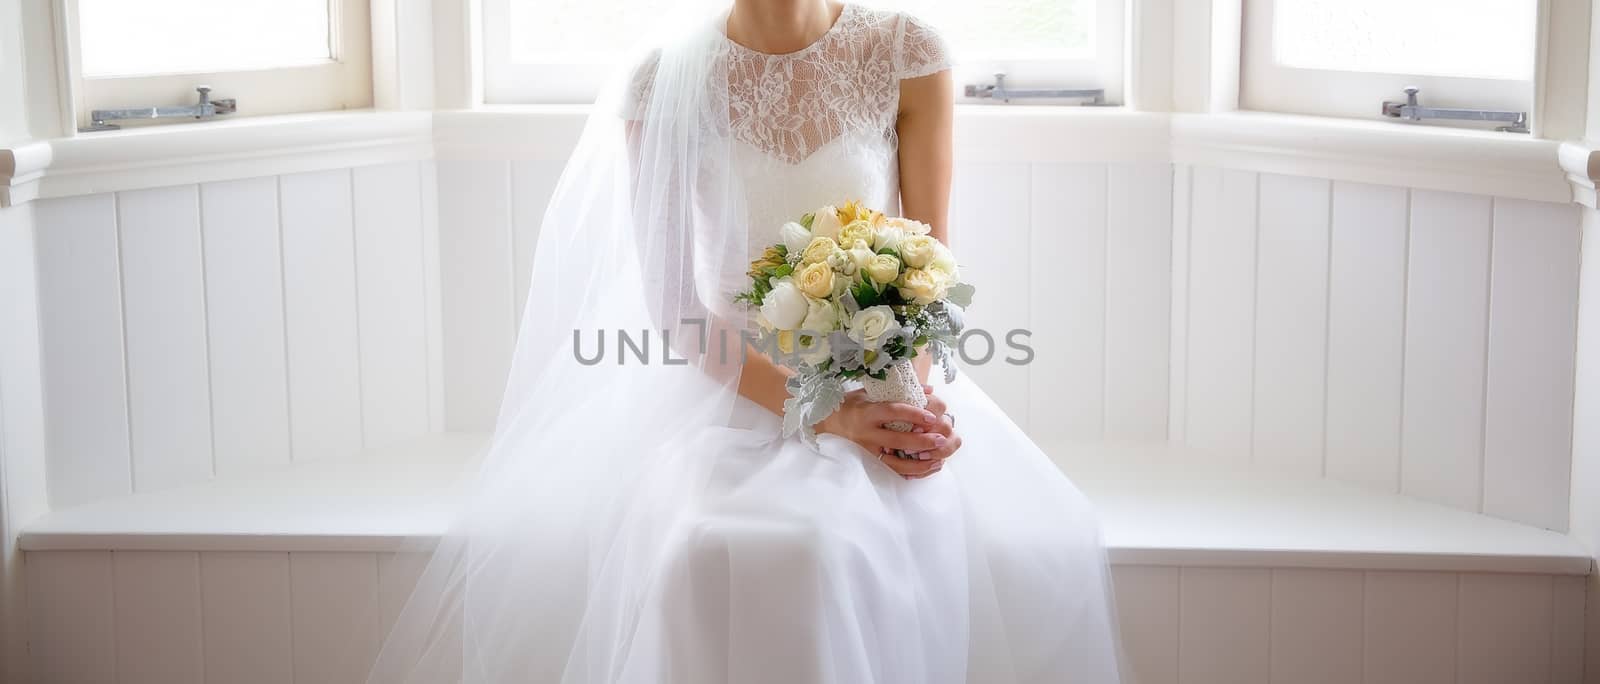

left=800, top=213, right=815, bottom=230
left=945, top=282, right=975, bottom=308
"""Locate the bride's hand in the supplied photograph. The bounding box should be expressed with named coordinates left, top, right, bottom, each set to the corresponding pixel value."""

left=817, top=389, right=949, bottom=479
left=917, top=385, right=963, bottom=462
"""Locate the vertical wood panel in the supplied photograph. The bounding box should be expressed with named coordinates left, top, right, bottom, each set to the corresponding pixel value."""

left=1550, top=575, right=1585, bottom=684
left=1168, top=165, right=1191, bottom=442
left=26, top=551, right=117, bottom=683
left=1105, top=163, right=1172, bottom=439
left=1178, top=567, right=1269, bottom=684
left=280, top=170, right=365, bottom=461
left=33, top=194, right=132, bottom=506
left=1269, top=569, right=1362, bottom=684
left=1458, top=573, right=1553, bottom=684
left=1325, top=182, right=1408, bottom=492
left=1365, top=571, right=1458, bottom=684
left=291, top=552, right=381, bottom=684
left=1027, top=163, right=1105, bottom=440
left=1184, top=168, right=1257, bottom=462
left=1112, top=565, right=1179, bottom=684
left=1483, top=199, right=1580, bottom=531
left=378, top=551, right=431, bottom=636
left=112, top=551, right=203, bottom=684
left=510, top=159, right=565, bottom=328
left=200, top=177, right=293, bottom=473
left=419, top=161, right=446, bottom=433
left=0, top=204, right=49, bottom=684
left=1402, top=190, right=1492, bottom=512
left=118, top=185, right=214, bottom=490
left=436, top=160, right=514, bottom=431
left=353, top=162, right=431, bottom=449
left=1252, top=174, right=1330, bottom=475
left=201, top=551, right=293, bottom=684
left=950, top=161, right=1031, bottom=424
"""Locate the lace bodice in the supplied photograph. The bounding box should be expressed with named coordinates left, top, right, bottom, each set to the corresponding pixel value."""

left=625, top=4, right=951, bottom=242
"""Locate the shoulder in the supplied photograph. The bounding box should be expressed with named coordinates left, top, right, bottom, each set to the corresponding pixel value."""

left=849, top=6, right=952, bottom=80
left=618, top=47, right=663, bottom=120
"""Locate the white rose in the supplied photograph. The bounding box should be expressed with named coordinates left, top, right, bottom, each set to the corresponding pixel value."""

left=797, top=332, right=831, bottom=366
left=779, top=221, right=812, bottom=255
left=863, top=253, right=901, bottom=285
left=873, top=225, right=905, bottom=252
left=898, top=235, right=940, bottom=269
left=811, top=206, right=843, bottom=240
left=848, top=305, right=902, bottom=351
left=847, top=247, right=876, bottom=272
left=885, top=217, right=932, bottom=235
left=759, top=278, right=808, bottom=330
left=799, top=297, right=840, bottom=334
left=928, top=242, right=959, bottom=280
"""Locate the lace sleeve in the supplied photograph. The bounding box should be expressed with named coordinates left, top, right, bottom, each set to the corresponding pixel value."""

left=618, top=49, right=661, bottom=120
left=895, top=14, right=952, bottom=80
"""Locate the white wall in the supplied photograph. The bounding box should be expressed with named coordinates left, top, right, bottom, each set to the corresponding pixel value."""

left=28, top=162, right=443, bottom=508
left=1171, top=165, right=1581, bottom=532
left=0, top=202, right=49, bottom=684
left=0, top=0, right=29, bottom=144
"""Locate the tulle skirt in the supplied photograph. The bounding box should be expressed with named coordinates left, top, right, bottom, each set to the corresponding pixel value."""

left=603, top=373, right=1125, bottom=683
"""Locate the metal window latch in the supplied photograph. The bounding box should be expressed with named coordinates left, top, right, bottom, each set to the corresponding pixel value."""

left=964, top=73, right=1105, bottom=105
left=79, top=86, right=238, bottom=132
left=1381, top=86, right=1527, bottom=133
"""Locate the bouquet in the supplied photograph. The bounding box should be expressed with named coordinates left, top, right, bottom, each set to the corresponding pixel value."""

left=735, top=200, right=974, bottom=450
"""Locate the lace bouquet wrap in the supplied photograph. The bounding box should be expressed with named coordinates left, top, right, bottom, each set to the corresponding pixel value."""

left=737, top=201, right=974, bottom=457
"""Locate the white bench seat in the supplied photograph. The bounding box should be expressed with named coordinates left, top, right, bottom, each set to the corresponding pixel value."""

left=19, top=435, right=1593, bottom=575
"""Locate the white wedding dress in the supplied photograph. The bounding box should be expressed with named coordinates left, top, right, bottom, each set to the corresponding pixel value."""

left=617, top=5, right=1126, bottom=683
left=370, top=5, right=1124, bottom=683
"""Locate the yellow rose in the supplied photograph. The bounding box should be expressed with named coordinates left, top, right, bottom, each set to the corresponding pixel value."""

left=896, top=268, right=945, bottom=305
left=864, top=253, right=901, bottom=285
left=796, top=261, right=835, bottom=298
left=777, top=330, right=796, bottom=354
left=898, top=234, right=941, bottom=269
left=838, top=220, right=875, bottom=249
left=800, top=236, right=841, bottom=265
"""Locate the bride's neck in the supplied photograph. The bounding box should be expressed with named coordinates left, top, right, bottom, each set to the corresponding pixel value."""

left=726, top=0, right=842, bottom=54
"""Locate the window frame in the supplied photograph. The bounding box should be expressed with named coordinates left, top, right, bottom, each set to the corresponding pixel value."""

left=64, top=0, right=374, bottom=132
left=480, top=0, right=1127, bottom=105
left=1238, top=0, right=1535, bottom=123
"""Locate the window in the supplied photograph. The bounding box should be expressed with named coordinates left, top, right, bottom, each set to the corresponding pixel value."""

left=482, top=0, right=1123, bottom=105
left=1242, top=0, right=1536, bottom=124
left=70, top=0, right=372, bottom=130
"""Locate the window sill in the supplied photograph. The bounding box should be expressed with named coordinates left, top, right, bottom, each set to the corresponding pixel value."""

left=1171, top=111, right=1570, bottom=204
left=0, top=109, right=434, bottom=208
left=0, top=107, right=1576, bottom=207
left=20, top=433, right=1591, bottom=575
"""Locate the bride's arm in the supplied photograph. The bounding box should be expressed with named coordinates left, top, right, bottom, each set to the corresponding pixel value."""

left=895, top=69, right=956, bottom=385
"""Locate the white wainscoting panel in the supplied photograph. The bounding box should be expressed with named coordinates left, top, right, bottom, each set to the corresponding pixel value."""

left=200, top=552, right=294, bottom=684
left=1183, top=168, right=1258, bottom=462
left=112, top=551, right=204, bottom=684
left=33, top=194, right=132, bottom=507
left=1026, top=163, right=1105, bottom=440
left=1401, top=190, right=1494, bottom=515
left=117, top=186, right=214, bottom=492
left=1173, top=166, right=1581, bottom=528
left=0, top=203, right=49, bottom=684
left=435, top=160, right=514, bottom=432
left=1104, top=164, right=1173, bottom=440
left=1323, top=182, right=1408, bottom=492
left=953, top=161, right=1032, bottom=427
left=29, top=162, right=445, bottom=510
left=1251, top=174, right=1330, bottom=477
left=279, top=170, right=365, bottom=463
left=199, top=177, right=293, bottom=475
left=509, top=159, right=564, bottom=329
left=352, top=162, right=432, bottom=449
left=24, top=551, right=1585, bottom=684
left=1481, top=199, right=1580, bottom=532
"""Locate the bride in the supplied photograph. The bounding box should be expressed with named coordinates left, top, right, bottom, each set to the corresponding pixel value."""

left=369, top=1, right=1125, bottom=682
